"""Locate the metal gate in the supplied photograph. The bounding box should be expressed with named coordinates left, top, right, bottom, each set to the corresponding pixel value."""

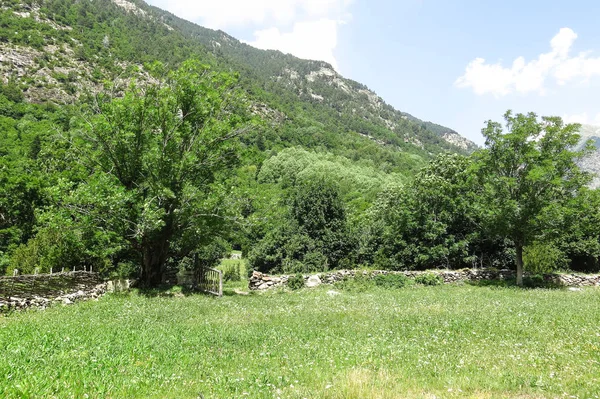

left=176, top=255, right=223, bottom=297
left=197, top=266, right=223, bottom=297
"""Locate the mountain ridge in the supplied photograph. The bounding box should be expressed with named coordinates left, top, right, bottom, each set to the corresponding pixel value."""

left=0, top=0, right=477, bottom=176
left=143, top=0, right=477, bottom=153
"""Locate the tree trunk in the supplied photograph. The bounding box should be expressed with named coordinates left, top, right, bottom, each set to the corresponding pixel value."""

left=515, top=243, right=524, bottom=287
left=140, top=233, right=171, bottom=287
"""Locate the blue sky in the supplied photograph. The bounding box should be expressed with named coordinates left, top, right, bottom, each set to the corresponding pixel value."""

left=146, top=0, right=600, bottom=144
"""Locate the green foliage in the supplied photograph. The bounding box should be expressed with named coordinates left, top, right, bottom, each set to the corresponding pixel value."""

left=62, top=60, right=250, bottom=286
left=0, top=0, right=599, bottom=285
left=292, top=176, right=346, bottom=238
left=373, top=273, right=411, bottom=289
left=223, top=262, right=242, bottom=282
left=523, top=243, right=569, bottom=275
left=0, top=0, right=463, bottom=178
left=414, top=273, right=444, bottom=286
left=334, top=272, right=374, bottom=292
left=0, top=80, right=24, bottom=103
left=248, top=176, right=353, bottom=274
left=258, top=147, right=395, bottom=211
left=8, top=226, right=84, bottom=275
left=0, top=0, right=479, bottom=280
left=552, top=189, right=600, bottom=272
left=247, top=222, right=311, bottom=274
left=366, top=154, right=498, bottom=270
left=478, top=111, right=592, bottom=285
left=192, top=239, right=231, bottom=273
left=287, top=273, right=305, bottom=290
left=111, top=261, right=139, bottom=280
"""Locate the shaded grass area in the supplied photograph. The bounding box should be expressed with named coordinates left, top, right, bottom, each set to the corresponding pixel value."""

left=1, top=285, right=600, bottom=398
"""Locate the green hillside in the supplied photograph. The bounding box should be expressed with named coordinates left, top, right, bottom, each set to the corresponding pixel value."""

left=0, top=0, right=475, bottom=174
left=2, top=0, right=598, bottom=284
left=0, top=0, right=474, bottom=274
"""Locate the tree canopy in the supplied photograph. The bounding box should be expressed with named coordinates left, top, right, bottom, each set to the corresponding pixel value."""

left=477, top=111, right=591, bottom=285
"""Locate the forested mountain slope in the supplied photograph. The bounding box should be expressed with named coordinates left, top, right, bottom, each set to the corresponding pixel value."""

left=0, top=0, right=475, bottom=176
left=5, top=0, right=538, bottom=283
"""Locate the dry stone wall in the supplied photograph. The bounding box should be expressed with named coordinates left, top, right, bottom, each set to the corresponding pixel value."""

left=0, top=271, right=109, bottom=313
left=249, top=269, right=600, bottom=291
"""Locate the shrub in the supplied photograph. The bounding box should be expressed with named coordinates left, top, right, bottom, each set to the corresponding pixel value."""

left=373, top=273, right=411, bottom=289
left=110, top=261, right=139, bottom=280
left=281, top=258, right=306, bottom=274
left=8, top=226, right=85, bottom=275
left=223, top=262, right=241, bottom=282
left=414, top=272, right=443, bottom=286
left=287, top=273, right=305, bottom=290
left=302, top=251, right=328, bottom=272
left=524, top=243, right=568, bottom=275
left=334, top=272, right=374, bottom=292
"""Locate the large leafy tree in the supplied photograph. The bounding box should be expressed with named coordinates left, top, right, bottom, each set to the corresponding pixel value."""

left=478, top=111, right=591, bottom=285
left=367, top=154, right=486, bottom=270
left=71, top=60, right=250, bottom=286
left=248, top=176, right=352, bottom=274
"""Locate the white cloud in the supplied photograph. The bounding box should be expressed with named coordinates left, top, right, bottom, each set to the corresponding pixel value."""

left=455, top=28, right=600, bottom=97
left=149, top=0, right=351, bottom=29
left=244, top=19, right=340, bottom=69
left=147, top=0, right=352, bottom=70
left=563, top=112, right=600, bottom=126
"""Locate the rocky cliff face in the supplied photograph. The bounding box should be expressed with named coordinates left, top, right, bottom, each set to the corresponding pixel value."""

left=577, top=125, right=600, bottom=188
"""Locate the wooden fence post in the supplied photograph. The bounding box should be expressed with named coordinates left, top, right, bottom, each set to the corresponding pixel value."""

left=219, top=270, right=223, bottom=297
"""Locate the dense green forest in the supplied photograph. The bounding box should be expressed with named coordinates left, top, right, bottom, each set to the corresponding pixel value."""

left=1, top=0, right=600, bottom=287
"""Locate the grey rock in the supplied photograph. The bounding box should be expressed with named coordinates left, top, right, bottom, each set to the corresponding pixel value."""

left=306, top=275, right=322, bottom=288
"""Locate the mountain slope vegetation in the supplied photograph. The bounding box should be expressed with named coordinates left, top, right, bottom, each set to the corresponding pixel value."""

left=1, top=0, right=475, bottom=174
left=1, top=0, right=599, bottom=284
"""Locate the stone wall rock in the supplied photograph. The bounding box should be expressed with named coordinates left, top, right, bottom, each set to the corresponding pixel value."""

left=0, top=283, right=108, bottom=312
left=0, top=271, right=113, bottom=313
left=249, top=269, right=600, bottom=291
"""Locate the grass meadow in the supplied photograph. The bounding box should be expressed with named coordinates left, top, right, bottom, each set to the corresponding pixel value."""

left=1, top=273, right=600, bottom=398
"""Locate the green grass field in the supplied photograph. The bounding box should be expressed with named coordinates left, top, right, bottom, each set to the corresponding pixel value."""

left=1, top=281, right=600, bottom=398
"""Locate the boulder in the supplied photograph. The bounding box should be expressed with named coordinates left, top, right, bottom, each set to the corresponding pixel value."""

left=306, top=275, right=322, bottom=288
